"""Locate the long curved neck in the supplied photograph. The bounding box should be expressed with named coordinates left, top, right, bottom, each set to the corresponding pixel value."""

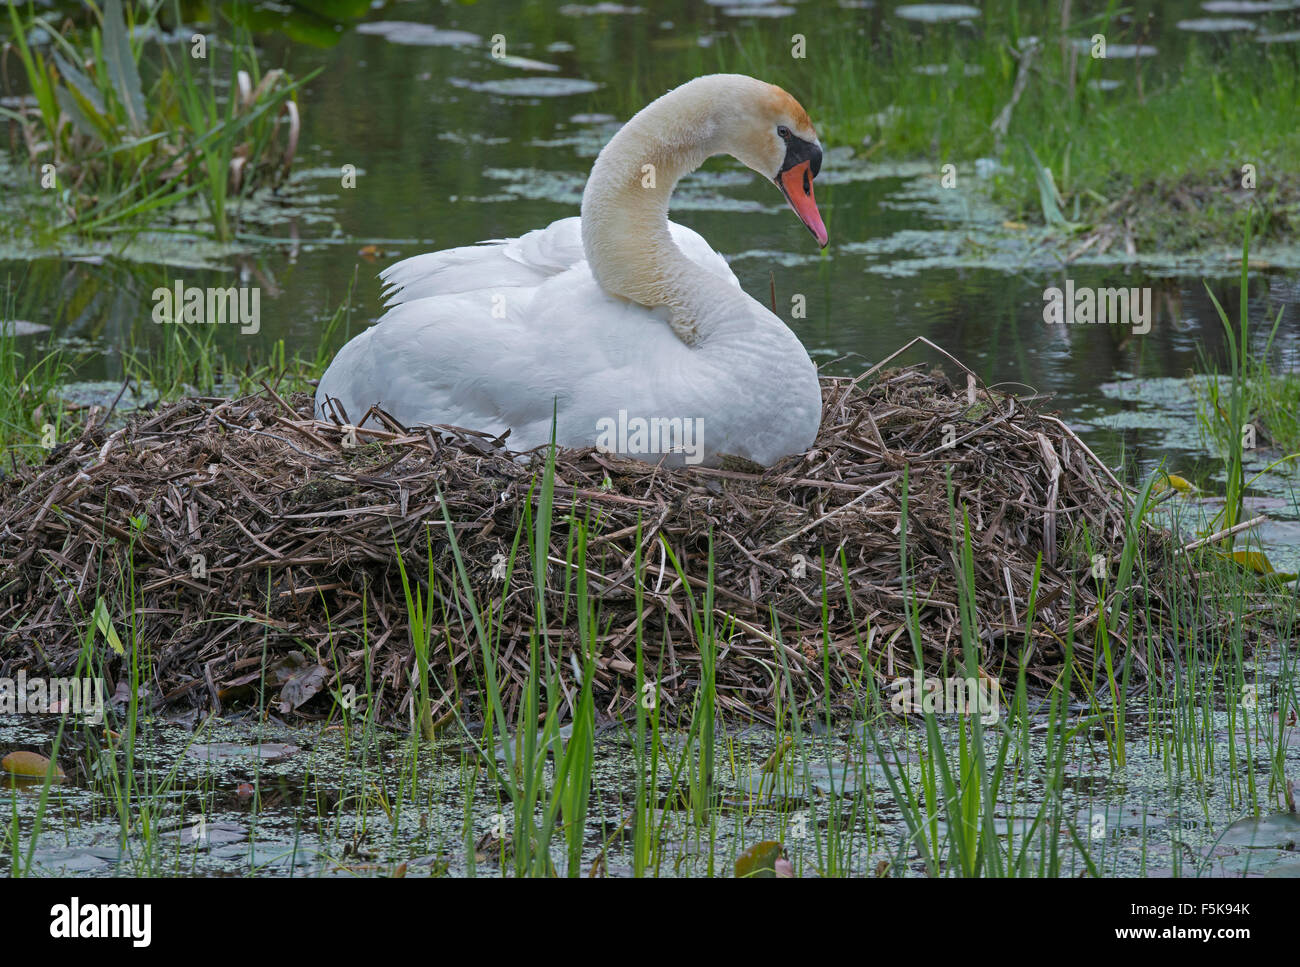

left=580, top=77, right=757, bottom=345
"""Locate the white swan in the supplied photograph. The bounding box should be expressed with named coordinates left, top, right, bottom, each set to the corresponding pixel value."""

left=315, top=73, right=828, bottom=467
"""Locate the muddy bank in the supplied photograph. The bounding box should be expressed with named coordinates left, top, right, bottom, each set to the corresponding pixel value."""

left=0, top=344, right=1213, bottom=727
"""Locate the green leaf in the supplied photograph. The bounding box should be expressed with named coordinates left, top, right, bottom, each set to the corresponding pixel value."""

left=735, top=840, right=784, bottom=878
left=1022, top=141, right=1083, bottom=233
left=6, top=4, right=60, bottom=137
left=55, top=85, right=105, bottom=141
left=51, top=51, right=106, bottom=116
left=1157, top=472, right=1196, bottom=494
left=1229, top=549, right=1275, bottom=574
left=101, top=0, right=146, bottom=134
left=92, top=598, right=125, bottom=655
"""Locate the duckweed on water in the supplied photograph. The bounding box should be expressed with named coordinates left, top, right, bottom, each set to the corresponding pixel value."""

left=7, top=658, right=1300, bottom=878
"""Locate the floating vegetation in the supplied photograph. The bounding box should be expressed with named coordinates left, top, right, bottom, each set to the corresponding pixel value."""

left=0, top=348, right=1223, bottom=727
left=0, top=319, right=49, bottom=337
left=448, top=76, right=603, bottom=97
left=1201, top=0, right=1298, bottom=12
left=353, top=21, right=481, bottom=47
left=894, top=4, right=982, bottom=23
left=493, top=55, right=562, bottom=72
left=1175, top=17, right=1259, bottom=31
left=911, top=63, right=985, bottom=75
left=1069, top=39, right=1158, bottom=57
left=1, top=750, right=64, bottom=779
left=834, top=164, right=1300, bottom=275
left=712, top=7, right=1298, bottom=254
left=720, top=5, right=797, bottom=17
left=558, top=3, right=645, bottom=15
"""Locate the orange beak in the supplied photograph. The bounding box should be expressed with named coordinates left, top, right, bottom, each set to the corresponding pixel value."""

left=777, top=160, right=828, bottom=248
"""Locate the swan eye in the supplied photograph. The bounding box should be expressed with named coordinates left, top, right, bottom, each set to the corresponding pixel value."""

left=777, top=125, right=792, bottom=141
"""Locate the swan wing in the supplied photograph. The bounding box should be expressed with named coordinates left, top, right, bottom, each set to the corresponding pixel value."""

left=314, top=217, right=737, bottom=444
left=316, top=266, right=696, bottom=446
left=377, top=216, right=738, bottom=308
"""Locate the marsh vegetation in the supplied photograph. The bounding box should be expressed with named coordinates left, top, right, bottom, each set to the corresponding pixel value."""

left=1, top=0, right=1298, bottom=878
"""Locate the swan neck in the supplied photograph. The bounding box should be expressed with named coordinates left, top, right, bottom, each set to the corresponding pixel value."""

left=580, top=85, right=729, bottom=340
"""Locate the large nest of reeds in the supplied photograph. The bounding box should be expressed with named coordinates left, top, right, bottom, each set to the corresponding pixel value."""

left=0, top=344, right=1196, bottom=727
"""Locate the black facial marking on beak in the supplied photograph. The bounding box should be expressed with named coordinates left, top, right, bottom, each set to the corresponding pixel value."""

left=776, top=136, right=821, bottom=181
left=773, top=134, right=828, bottom=248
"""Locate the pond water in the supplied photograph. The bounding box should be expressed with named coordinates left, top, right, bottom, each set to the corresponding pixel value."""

left=2, top=0, right=1300, bottom=876
left=4, top=0, right=1297, bottom=518
left=4, top=649, right=1300, bottom=878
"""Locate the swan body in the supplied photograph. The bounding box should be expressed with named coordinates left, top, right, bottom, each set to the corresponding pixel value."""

left=315, top=74, right=829, bottom=467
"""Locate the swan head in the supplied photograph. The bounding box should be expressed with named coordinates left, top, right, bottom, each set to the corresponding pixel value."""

left=725, top=81, right=828, bottom=249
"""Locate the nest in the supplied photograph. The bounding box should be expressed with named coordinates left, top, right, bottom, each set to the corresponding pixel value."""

left=0, top=345, right=1196, bottom=727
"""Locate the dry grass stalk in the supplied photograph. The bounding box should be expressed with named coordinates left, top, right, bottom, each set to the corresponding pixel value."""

left=0, top=357, right=1201, bottom=726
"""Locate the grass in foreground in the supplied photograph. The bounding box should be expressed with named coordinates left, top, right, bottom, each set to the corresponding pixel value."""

left=2, top=440, right=1296, bottom=877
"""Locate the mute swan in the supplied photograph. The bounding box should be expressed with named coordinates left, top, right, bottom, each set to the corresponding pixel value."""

left=315, top=73, right=828, bottom=467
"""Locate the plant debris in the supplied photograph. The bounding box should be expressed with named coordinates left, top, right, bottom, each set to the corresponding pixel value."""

left=0, top=344, right=1213, bottom=727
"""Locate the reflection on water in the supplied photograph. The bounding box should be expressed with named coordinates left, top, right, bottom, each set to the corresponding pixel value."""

left=3, top=0, right=1298, bottom=486
left=4, top=688, right=1300, bottom=878
left=2, top=1, right=1289, bottom=467
left=2, top=0, right=1300, bottom=877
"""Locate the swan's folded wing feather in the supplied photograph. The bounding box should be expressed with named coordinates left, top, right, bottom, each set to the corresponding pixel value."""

left=378, top=216, right=737, bottom=308
left=316, top=260, right=699, bottom=449
left=379, top=217, right=585, bottom=306
left=319, top=213, right=746, bottom=442
left=666, top=222, right=741, bottom=289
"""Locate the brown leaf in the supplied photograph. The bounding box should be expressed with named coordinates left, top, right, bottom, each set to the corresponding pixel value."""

left=2, top=751, right=66, bottom=778
left=278, top=662, right=329, bottom=713
left=735, top=840, right=785, bottom=879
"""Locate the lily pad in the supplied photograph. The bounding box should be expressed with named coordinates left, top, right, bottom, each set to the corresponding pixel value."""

left=1072, top=39, right=1158, bottom=57
left=1202, top=0, right=1296, bottom=11
left=721, top=5, right=797, bottom=16
left=558, top=3, right=644, bottom=14
left=166, top=820, right=248, bottom=847
left=807, top=760, right=864, bottom=796
left=493, top=55, right=561, bottom=72
left=449, top=77, right=601, bottom=97
left=355, top=22, right=481, bottom=47
left=895, top=4, right=981, bottom=22
left=29, top=846, right=126, bottom=873
left=1219, top=813, right=1300, bottom=849
left=1157, top=472, right=1198, bottom=493
left=185, top=741, right=301, bottom=762
left=1176, top=17, right=1258, bottom=30
left=912, top=63, right=984, bottom=75
left=735, top=840, right=787, bottom=878
left=0, top=319, right=50, bottom=336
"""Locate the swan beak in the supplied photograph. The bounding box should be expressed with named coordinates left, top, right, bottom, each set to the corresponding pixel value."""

left=776, top=161, right=828, bottom=249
